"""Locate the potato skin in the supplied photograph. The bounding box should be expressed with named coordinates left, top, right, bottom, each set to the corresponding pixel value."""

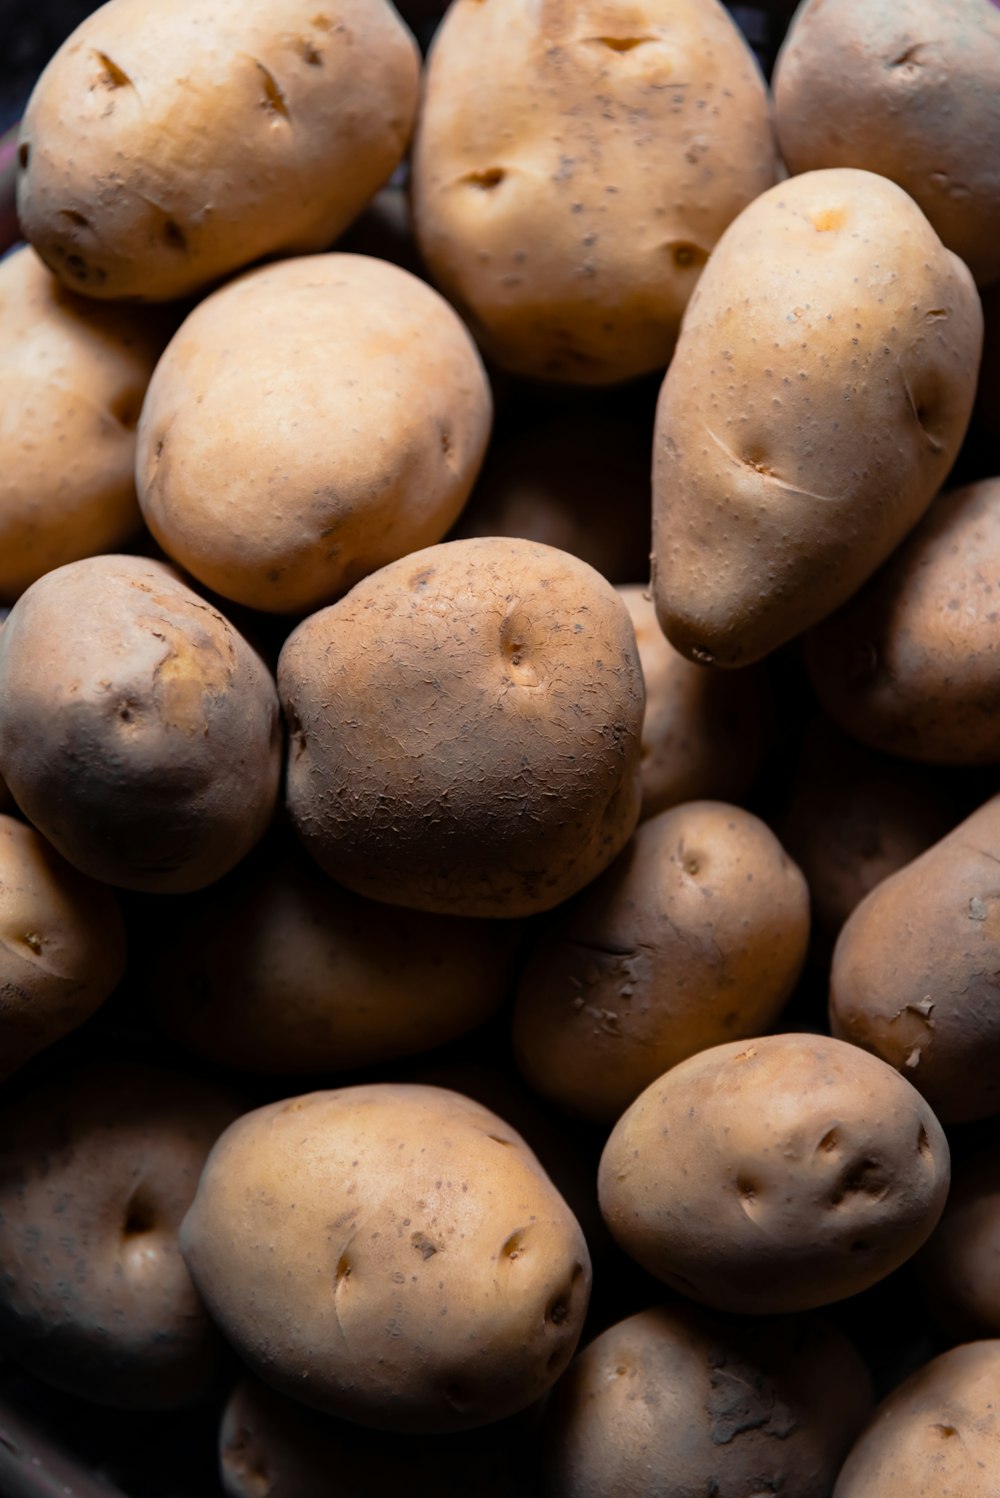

left=278, top=537, right=644, bottom=918
left=0, top=555, right=281, bottom=892
left=513, top=802, right=810, bottom=1123
left=136, top=254, right=492, bottom=615
left=651, top=168, right=982, bottom=667
left=543, top=1303, right=872, bottom=1498
left=181, top=1084, right=592, bottom=1432
left=598, top=1033, right=950, bottom=1314
left=774, top=0, right=1000, bottom=287
left=914, top=1141, right=1000, bottom=1342
left=16, top=0, right=420, bottom=301
left=830, top=794, right=1000, bottom=1124
left=412, top=0, right=779, bottom=384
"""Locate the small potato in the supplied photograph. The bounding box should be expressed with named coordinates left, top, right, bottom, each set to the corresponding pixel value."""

left=278, top=537, right=644, bottom=918
left=598, top=1033, right=950, bottom=1314
left=543, top=1303, right=872, bottom=1498
left=513, top=803, right=810, bottom=1123
left=16, top=0, right=420, bottom=300
left=0, top=814, right=126, bottom=1082
left=136, top=254, right=492, bottom=615
left=181, top=1085, right=591, bottom=1432
left=914, top=1140, right=1000, bottom=1342
left=0, top=555, right=281, bottom=892
left=0, top=1062, right=240, bottom=1409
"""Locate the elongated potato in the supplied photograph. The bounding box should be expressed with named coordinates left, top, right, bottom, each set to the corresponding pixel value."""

left=652, top=168, right=982, bottom=666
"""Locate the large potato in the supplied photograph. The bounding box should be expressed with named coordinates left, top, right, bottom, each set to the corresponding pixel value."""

left=136, top=254, right=492, bottom=615
left=16, top=0, right=420, bottom=301
left=412, top=0, right=779, bottom=384
left=651, top=168, right=982, bottom=666
left=598, top=1033, right=950, bottom=1313
left=181, top=1084, right=592, bottom=1432
left=915, top=1140, right=1000, bottom=1342
left=278, top=537, right=645, bottom=917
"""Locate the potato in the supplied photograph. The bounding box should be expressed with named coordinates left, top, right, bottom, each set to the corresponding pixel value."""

left=543, top=1303, right=872, bottom=1498
left=0, top=814, right=125, bottom=1082
left=833, top=1341, right=1000, bottom=1497
left=598, top=1033, right=950, bottom=1313
left=136, top=254, right=492, bottom=615
left=0, top=247, right=164, bottom=602
left=774, top=0, right=1000, bottom=286
left=651, top=168, right=982, bottom=667
left=513, top=802, right=810, bottom=1123
left=278, top=536, right=644, bottom=918
left=0, top=1061, right=240, bottom=1409
left=830, top=793, right=1000, bottom=1124
left=412, top=0, right=779, bottom=384
left=16, top=0, right=420, bottom=301
left=805, top=479, right=1000, bottom=765
left=0, top=555, right=281, bottom=892
left=914, top=1140, right=1000, bottom=1342
left=180, top=1083, right=592, bottom=1432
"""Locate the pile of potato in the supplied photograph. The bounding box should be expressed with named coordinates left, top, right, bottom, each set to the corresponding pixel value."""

left=1, top=0, right=999, bottom=1493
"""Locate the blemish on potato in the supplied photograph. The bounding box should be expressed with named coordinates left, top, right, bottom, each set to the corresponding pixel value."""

left=93, top=51, right=132, bottom=90
left=162, top=219, right=188, bottom=253
left=255, top=61, right=290, bottom=121
left=462, top=168, right=506, bottom=191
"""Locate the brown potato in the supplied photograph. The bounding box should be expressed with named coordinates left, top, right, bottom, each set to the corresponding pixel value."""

left=0, top=1061, right=240, bottom=1409
left=181, top=1084, right=591, bottom=1432
left=136, top=254, right=492, bottom=615
left=0, top=555, right=281, bottom=892
left=278, top=536, right=644, bottom=918
left=0, top=814, right=125, bottom=1082
left=513, top=802, right=810, bottom=1123
left=914, top=1139, right=1000, bottom=1342
left=830, top=793, right=1000, bottom=1124
left=598, top=1033, right=950, bottom=1313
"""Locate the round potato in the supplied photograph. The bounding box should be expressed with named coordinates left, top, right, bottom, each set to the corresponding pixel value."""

left=598, top=1033, right=950, bottom=1314
left=278, top=536, right=645, bottom=918
left=136, top=254, right=492, bottom=615
left=16, top=0, right=420, bottom=301
left=0, top=555, right=281, bottom=892
left=651, top=167, right=982, bottom=667
left=513, top=802, right=810, bottom=1122
left=412, top=0, right=779, bottom=383
left=915, top=1140, right=1000, bottom=1342
left=181, top=1084, right=592, bottom=1432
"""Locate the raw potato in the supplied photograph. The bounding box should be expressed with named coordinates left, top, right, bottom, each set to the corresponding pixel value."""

left=774, top=0, right=1000, bottom=286
left=915, top=1140, right=1000, bottom=1341
left=0, top=814, right=126, bottom=1082
left=833, top=1341, right=1000, bottom=1497
left=181, top=1084, right=592, bottom=1432
left=278, top=536, right=645, bottom=918
left=830, top=793, right=1000, bottom=1124
left=513, top=802, right=810, bottom=1123
left=542, top=1303, right=873, bottom=1498
left=136, top=254, right=492, bottom=615
left=0, top=247, right=164, bottom=601
left=806, top=479, right=1000, bottom=765
left=598, top=1033, right=950, bottom=1314
left=651, top=168, right=982, bottom=667
left=0, top=555, right=281, bottom=892
left=0, top=1062, right=240, bottom=1409
left=412, top=0, right=779, bottom=383
left=16, top=0, right=420, bottom=301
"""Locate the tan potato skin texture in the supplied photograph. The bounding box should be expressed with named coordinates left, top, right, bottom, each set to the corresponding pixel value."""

left=0, top=1062, right=240, bottom=1410
left=136, top=254, right=492, bottom=615
left=0, top=555, right=281, bottom=893
left=0, top=248, right=163, bottom=600
left=411, top=0, right=779, bottom=384
left=278, top=537, right=645, bottom=918
left=542, top=1303, right=873, bottom=1498
left=0, top=815, right=126, bottom=1082
left=651, top=168, right=982, bottom=667
left=915, top=1142, right=1000, bottom=1341
left=830, top=794, right=1000, bottom=1125
left=180, top=1084, right=592, bottom=1433
left=16, top=0, right=420, bottom=301
left=598, top=1033, right=950, bottom=1314
left=833, top=1341, right=1000, bottom=1498
left=513, top=802, right=810, bottom=1123
left=774, top=0, right=1000, bottom=287
left=805, top=479, right=1000, bottom=765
